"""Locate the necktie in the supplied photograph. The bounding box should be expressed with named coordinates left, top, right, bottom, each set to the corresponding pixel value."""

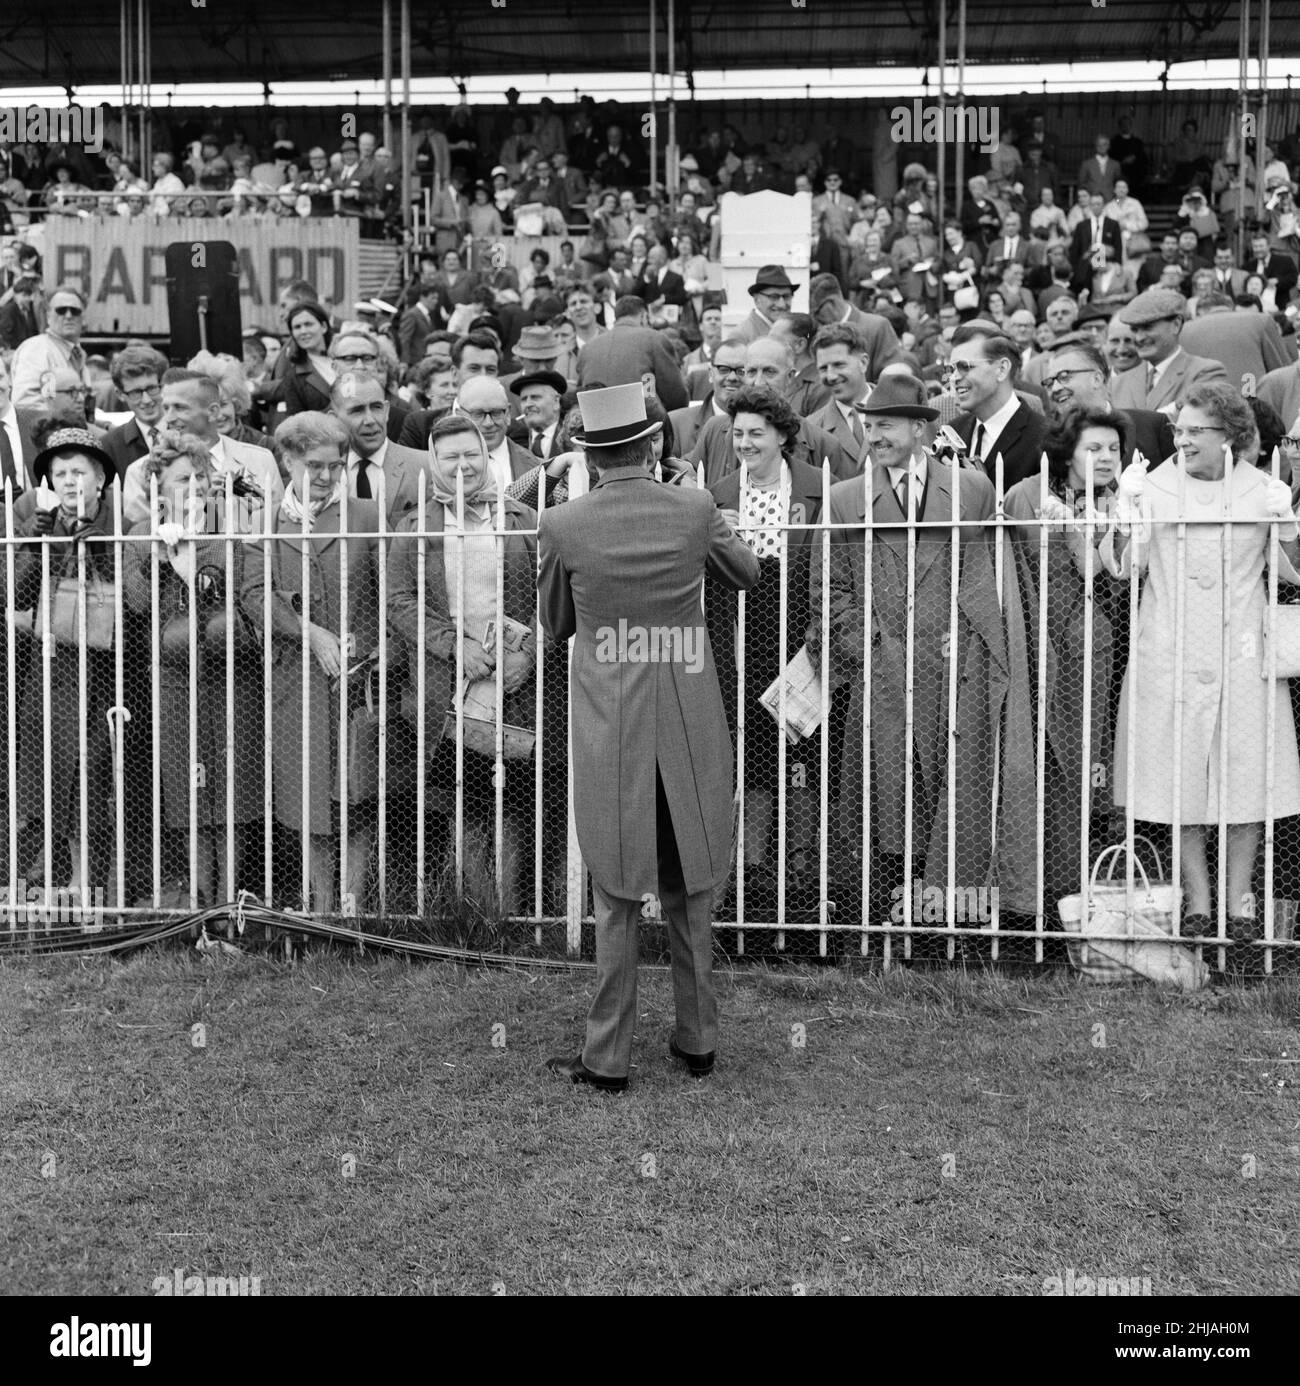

left=1146, top=362, right=1157, bottom=400
left=356, top=459, right=372, bottom=499
left=895, top=474, right=912, bottom=519
left=1092, top=219, right=1101, bottom=246
left=1008, top=237, right=1017, bottom=260
left=530, top=430, right=545, bottom=457
left=0, top=423, right=18, bottom=492
left=849, top=409, right=864, bottom=447
left=973, top=422, right=986, bottom=460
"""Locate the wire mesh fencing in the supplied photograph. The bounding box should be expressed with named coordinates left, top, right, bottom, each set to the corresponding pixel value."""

left=1, top=452, right=1297, bottom=980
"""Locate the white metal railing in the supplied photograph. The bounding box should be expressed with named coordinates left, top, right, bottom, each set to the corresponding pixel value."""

left=0, top=459, right=1295, bottom=979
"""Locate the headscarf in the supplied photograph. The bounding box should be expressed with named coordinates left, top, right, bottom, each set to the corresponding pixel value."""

left=431, top=462, right=501, bottom=527
left=280, top=478, right=342, bottom=531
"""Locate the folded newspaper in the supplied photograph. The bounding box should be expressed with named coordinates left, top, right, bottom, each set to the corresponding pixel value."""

left=760, top=645, right=825, bottom=744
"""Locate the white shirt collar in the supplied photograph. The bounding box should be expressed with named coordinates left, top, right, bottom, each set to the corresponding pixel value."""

left=1150, top=347, right=1182, bottom=385
left=349, top=438, right=388, bottom=471
left=487, top=437, right=513, bottom=494
left=834, top=395, right=870, bottom=423
left=973, top=391, right=1021, bottom=454
left=887, top=454, right=928, bottom=492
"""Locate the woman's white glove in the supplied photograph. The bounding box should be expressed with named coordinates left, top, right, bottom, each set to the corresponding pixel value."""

left=1115, top=457, right=1148, bottom=533
left=1264, top=477, right=1299, bottom=541
left=156, top=521, right=185, bottom=550
left=1038, top=493, right=1074, bottom=527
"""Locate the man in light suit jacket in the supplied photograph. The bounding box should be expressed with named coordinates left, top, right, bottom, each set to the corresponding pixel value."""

left=1179, top=295, right=1290, bottom=391
left=0, top=355, right=39, bottom=493
left=981, top=211, right=1035, bottom=285
left=331, top=373, right=432, bottom=526
left=812, top=168, right=858, bottom=249
left=1076, top=136, right=1123, bottom=200
left=575, top=296, right=688, bottom=410
left=539, top=385, right=760, bottom=1091
left=1109, top=287, right=1228, bottom=415
left=733, top=264, right=797, bottom=344
left=808, top=275, right=909, bottom=379
left=123, top=370, right=283, bottom=528
left=949, top=322, right=1050, bottom=491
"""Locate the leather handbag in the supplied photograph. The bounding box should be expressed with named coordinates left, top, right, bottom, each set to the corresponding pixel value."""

left=11, top=573, right=116, bottom=650
left=346, top=662, right=381, bottom=802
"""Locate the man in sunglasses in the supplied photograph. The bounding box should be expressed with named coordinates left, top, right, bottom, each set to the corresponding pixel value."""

left=11, top=283, right=88, bottom=409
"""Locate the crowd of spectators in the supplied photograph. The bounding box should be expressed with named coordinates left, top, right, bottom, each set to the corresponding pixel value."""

left=4, top=98, right=1300, bottom=956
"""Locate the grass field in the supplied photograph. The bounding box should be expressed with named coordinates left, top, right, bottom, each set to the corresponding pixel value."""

left=2, top=948, right=1298, bottom=1296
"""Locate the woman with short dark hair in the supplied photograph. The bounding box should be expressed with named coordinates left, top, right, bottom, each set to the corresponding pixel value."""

left=1002, top=407, right=1126, bottom=906
left=706, top=383, right=827, bottom=908
left=282, top=302, right=335, bottom=416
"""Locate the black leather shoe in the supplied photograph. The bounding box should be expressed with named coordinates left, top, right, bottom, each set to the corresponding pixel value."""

left=1180, top=913, right=1212, bottom=940
left=669, top=1035, right=715, bottom=1077
left=1227, top=917, right=1265, bottom=980
left=545, top=1053, right=628, bottom=1093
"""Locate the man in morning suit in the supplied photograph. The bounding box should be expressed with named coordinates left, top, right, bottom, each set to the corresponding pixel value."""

left=539, top=384, right=760, bottom=1091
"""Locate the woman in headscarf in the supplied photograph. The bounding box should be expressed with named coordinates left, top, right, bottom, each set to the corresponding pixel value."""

left=240, top=411, right=381, bottom=914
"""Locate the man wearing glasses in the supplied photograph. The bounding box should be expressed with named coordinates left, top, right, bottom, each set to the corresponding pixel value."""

left=453, top=375, right=534, bottom=494
left=101, top=345, right=170, bottom=481
left=327, top=327, right=410, bottom=444
left=11, top=283, right=88, bottom=409
left=1041, top=338, right=1174, bottom=469
left=668, top=335, right=747, bottom=457
left=1109, top=287, right=1227, bottom=418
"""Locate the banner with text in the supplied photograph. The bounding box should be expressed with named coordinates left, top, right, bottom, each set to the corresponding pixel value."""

left=38, top=218, right=360, bottom=336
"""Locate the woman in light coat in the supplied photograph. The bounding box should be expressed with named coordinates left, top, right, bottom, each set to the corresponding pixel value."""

left=1104, top=381, right=1300, bottom=957
left=241, top=411, right=381, bottom=915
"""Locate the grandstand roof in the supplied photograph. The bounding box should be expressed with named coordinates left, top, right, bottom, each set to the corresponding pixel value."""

left=2, top=0, right=1297, bottom=90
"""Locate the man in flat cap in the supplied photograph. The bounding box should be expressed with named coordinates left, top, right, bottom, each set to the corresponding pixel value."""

left=539, top=384, right=759, bottom=1091
left=734, top=264, right=797, bottom=344
left=1108, top=287, right=1227, bottom=415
